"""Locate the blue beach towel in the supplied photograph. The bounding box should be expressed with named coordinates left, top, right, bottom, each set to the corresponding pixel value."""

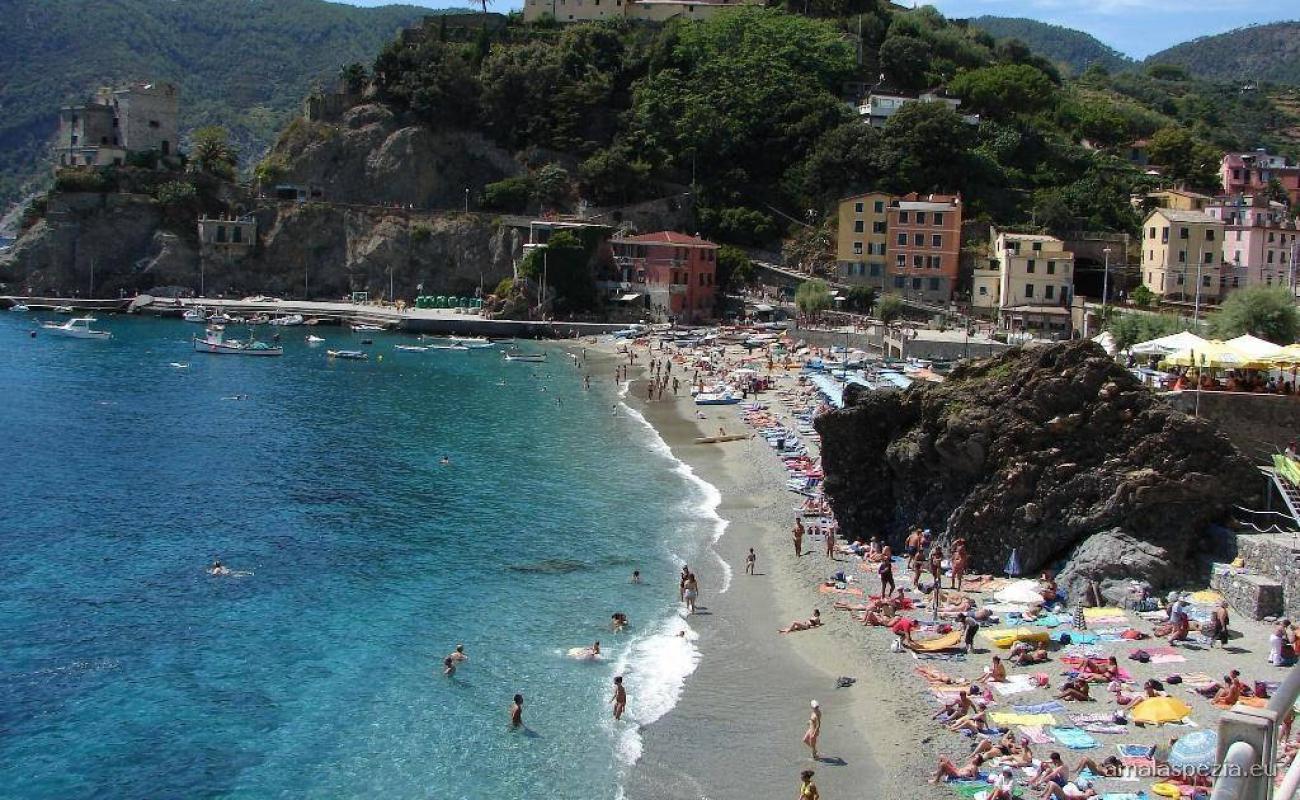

left=1051, top=727, right=1099, bottom=749
left=1052, top=631, right=1099, bottom=644
left=1033, top=615, right=1062, bottom=628
left=1015, top=701, right=1067, bottom=714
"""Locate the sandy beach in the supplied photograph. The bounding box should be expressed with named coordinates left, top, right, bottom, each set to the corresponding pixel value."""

left=577, top=334, right=1295, bottom=800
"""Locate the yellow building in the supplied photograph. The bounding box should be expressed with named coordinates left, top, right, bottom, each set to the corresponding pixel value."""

left=974, top=230, right=1076, bottom=335
left=1140, top=209, right=1225, bottom=302
left=523, top=0, right=759, bottom=23
left=1135, top=188, right=1215, bottom=212
left=835, top=191, right=892, bottom=289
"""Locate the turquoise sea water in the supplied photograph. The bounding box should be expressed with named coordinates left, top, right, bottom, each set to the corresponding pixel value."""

left=0, top=314, right=722, bottom=799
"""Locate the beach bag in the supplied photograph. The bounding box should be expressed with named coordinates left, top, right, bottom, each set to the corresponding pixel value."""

left=1130, top=649, right=1151, bottom=663
left=1254, top=681, right=1270, bottom=699
left=1057, top=633, right=1072, bottom=645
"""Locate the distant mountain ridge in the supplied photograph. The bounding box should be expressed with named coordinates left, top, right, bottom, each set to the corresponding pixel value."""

left=0, top=0, right=476, bottom=208
left=967, top=16, right=1133, bottom=75
left=1144, top=21, right=1300, bottom=84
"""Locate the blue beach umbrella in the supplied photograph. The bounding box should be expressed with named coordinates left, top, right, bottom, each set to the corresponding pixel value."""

left=1167, top=729, right=1218, bottom=773
left=1004, top=548, right=1022, bottom=577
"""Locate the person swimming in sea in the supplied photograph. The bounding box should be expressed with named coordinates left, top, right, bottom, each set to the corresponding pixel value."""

left=208, top=560, right=231, bottom=576
left=509, top=693, right=524, bottom=729
left=443, top=656, right=456, bottom=677
left=611, top=613, right=629, bottom=632
left=448, top=644, right=469, bottom=664
left=439, top=455, right=451, bottom=466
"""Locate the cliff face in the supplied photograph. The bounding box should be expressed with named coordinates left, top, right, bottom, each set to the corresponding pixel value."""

left=274, top=104, right=522, bottom=208
left=0, top=196, right=517, bottom=300
left=815, top=341, right=1259, bottom=599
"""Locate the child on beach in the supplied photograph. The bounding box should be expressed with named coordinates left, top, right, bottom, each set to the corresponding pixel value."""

left=746, top=548, right=757, bottom=575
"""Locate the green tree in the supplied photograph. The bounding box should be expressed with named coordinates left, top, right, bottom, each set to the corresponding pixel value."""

left=797, top=122, right=884, bottom=207
left=1146, top=63, right=1189, bottom=81
left=339, top=62, right=369, bottom=93
left=876, top=294, right=905, bottom=325
left=480, top=175, right=533, bottom=213
left=699, top=207, right=779, bottom=248
left=878, top=102, right=972, bottom=193
left=794, top=278, right=833, bottom=316
left=254, top=153, right=290, bottom=187
left=878, top=35, right=933, bottom=94
left=519, top=230, right=598, bottom=314
left=847, top=285, right=878, bottom=313
left=947, top=64, right=1055, bottom=120
left=1105, top=311, right=1183, bottom=352
left=1265, top=178, right=1290, bottom=208
left=578, top=144, right=651, bottom=206
left=189, top=126, right=238, bottom=179
left=1208, top=286, right=1300, bottom=344
left=716, top=245, right=753, bottom=290
left=1146, top=127, right=1218, bottom=189
left=532, top=164, right=571, bottom=212
left=1130, top=285, right=1156, bottom=308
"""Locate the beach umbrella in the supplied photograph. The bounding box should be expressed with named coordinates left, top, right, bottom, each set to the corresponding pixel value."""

left=1130, top=696, right=1192, bottom=725
left=1004, top=548, right=1021, bottom=577
left=994, top=579, right=1042, bottom=605
left=1130, top=331, right=1209, bottom=356
left=1261, top=344, right=1300, bottom=369
left=1226, top=334, right=1283, bottom=360
left=1161, top=341, right=1263, bottom=370
left=1167, top=729, right=1218, bottom=772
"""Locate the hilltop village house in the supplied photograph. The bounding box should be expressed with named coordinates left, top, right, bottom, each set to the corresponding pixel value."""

left=1222, top=150, right=1300, bottom=209
left=55, top=82, right=179, bottom=168
left=1140, top=208, right=1224, bottom=304
left=857, top=92, right=980, bottom=128
left=972, top=230, right=1076, bottom=336
left=835, top=192, right=962, bottom=303
left=523, top=0, right=760, bottom=23
left=610, top=231, right=718, bottom=323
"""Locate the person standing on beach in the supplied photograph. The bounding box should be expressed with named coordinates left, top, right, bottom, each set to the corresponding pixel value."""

left=793, top=519, right=805, bottom=557
left=611, top=676, right=627, bottom=720
left=683, top=571, right=699, bottom=614
left=799, top=770, right=820, bottom=800
left=509, top=694, right=524, bottom=729
left=679, top=565, right=690, bottom=601
left=824, top=525, right=835, bottom=559
left=878, top=553, right=895, bottom=596
left=802, top=700, right=822, bottom=760
left=746, top=548, right=757, bottom=575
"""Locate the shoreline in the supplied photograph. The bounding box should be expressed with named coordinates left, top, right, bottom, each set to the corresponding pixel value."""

left=580, top=339, right=941, bottom=800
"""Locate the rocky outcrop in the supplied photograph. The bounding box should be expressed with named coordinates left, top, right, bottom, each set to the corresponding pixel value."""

left=276, top=104, right=522, bottom=208
left=815, top=341, right=1260, bottom=600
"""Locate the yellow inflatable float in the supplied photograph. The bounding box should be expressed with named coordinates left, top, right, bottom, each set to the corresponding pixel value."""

left=981, top=627, right=1051, bottom=649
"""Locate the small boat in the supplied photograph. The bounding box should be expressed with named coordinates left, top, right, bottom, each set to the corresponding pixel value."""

left=42, top=317, right=111, bottom=339
left=305, top=335, right=325, bottom=344
left=327, top=349, right=368, bottom=360
left=9, top=302, right=29, bottom=312
left=208, top=313, right=235, bottom=324
left=693, top=433, right=750, bottom=444
left=53, top=305, right=75, bottom=314
left=192, top=330, right=282, bottom=356
left=694, top=392, right=741, bottom=405
left=351, top=322, right=384, bottom=332
left=182, top=308, right=208, bottom=323
left=454, top=337, right=495, bottom=349
left=268, top=314, right=304, bottom=326
left=394, top=344, right=430, bottom=352
left=503, top=350, right=546, bottom=363
left=429, top=343, right=469, bottom=351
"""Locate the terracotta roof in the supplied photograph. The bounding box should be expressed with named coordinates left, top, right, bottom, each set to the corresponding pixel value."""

left=613, top=231, right=718, bottom=248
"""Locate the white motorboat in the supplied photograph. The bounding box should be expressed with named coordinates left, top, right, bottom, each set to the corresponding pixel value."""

left=327, top=349, right=368, bottom=360
left=429, top=343, right=469, bottom=351
left=268, top=314, right=304, bottom=326
left=503, top=350, right=546, bottom=363
left=183, top=308, right=208, bottom=323
left=208, top=313, right=235, bottom=324
left=394, top=344, right=430, bottom=352
left=42, top=317, right=111, bottom=339
left=53, top=305, right=75, bottom=314
left=305, top=335, right=326, bottom=344
left=192, top=329, right=282, bottom=356
left=9, top=302, right=29, bottom=312
left=454, top=337, right=495, bottom=349
left=351, top=322, right=384, bottom=332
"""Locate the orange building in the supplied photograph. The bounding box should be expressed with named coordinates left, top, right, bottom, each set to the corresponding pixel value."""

left=610, top=231, right=718, bottom=323
left=884, top=193, right=962, bottom=303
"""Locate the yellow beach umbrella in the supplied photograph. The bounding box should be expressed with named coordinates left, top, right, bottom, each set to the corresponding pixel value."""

left=1161, top=340, right=1265, bottom=370
left=1262, top=344, right=1300, bottom=370
left=1131, top=696, right=1192, bottom=725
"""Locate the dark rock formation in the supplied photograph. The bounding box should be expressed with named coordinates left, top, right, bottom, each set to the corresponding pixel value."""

left=815, top=341, right=1260, bottom=600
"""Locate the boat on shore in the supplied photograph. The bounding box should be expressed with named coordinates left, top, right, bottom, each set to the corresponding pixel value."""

left=192, top=329, right=282, bottom=356
left=503, top=350, right=546, bottom=363
left=327, top=349, right=368, bottom=360
left=182, top=308, right=208, bottom=323
left=351, top=322, right=385, bottom=332
left=42, top=317, right=111, bottom=339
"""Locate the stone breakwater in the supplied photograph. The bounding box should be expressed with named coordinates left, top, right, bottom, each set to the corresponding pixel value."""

left=815, top=340, right=1260, bottom=601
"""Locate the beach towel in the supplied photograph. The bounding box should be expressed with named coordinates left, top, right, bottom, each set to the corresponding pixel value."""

left=991, top=712, right=1057, bottom=727
left=1150, top=652, right=1188, bottom=665
left=1019, top=724, right=1054, bottom=744
left=1052, top=631, right=1098, bottom=644
left=1051, top=727, right=1099, bottom=749
left=1117, top=744, right=1156, bottom=759
left=818, top=584, right=863, bottom=597
left=1032, top=615, right=1062, bottom=628
left=1083, top=607, right=1127, bottom=620
left=1015, top=701, right=1067, bottom=714
left=1082, top=724, right=1128, bottom=735
left=1070, top=713, right=1117, bottom=725
left=1182, top=672, right=1217, bottom=690
left=992, top=674, right=1038, bottom=696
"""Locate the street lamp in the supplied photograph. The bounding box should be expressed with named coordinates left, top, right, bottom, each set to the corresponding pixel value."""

left=1101, top=247, right=1111, bottom=311
left=833, top=296, right=848, bottom=381
left=464, top=187, right=469, bottom=213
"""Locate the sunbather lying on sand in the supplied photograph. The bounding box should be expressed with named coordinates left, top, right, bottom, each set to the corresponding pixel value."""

left=1010, top=641, right=1049, bottom=665
left=1075, top=756, right=1122, bottom=777
left=1057, top=677, right=1091, bottom=702
left=916, top=665, right=969, bottom=685
left=779, top=610, right=823, bottom=633
left=947, top=708, right=990, bottom=734
left=1078, top=656, right=1119, bottom=682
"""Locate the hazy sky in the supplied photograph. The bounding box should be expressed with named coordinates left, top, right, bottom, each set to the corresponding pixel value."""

left=336, top=0, right=1297, bottom=59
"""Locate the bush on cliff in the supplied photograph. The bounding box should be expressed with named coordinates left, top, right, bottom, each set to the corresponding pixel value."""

left=1208, top=286, right=1300, bottom=345
left=519, top=230, right=600, bottom=314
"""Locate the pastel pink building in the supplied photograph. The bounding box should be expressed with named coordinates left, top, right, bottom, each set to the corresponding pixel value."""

left=609, top=231, right=718, bottom=322
left=1206, top=195, right=1300, bottom=293
left=1221, top=150, right=1300, bottom=208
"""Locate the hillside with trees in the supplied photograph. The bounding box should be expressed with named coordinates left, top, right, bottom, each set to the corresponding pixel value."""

left=0, top=0, right=467, bottom=208
left=967, top=16, right=1132, bottom=75
left=1144, top=22, right=1300, bottom=85
left=310, top=3, right=1300, bottom=248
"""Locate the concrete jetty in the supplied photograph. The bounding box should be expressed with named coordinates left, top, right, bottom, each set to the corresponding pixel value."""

left=2, top=295, right=627, bottom=339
